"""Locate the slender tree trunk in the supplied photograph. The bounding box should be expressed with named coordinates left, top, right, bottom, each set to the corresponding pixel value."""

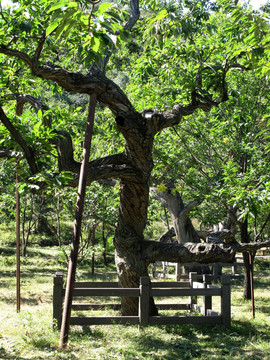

left=22, top=195, right=35, bottom=257
left=153, top=188, right=206, bottom=274
left=243, top=252, right=251, bottom=299
left=223, top=207, right=237, bottom=235
left=163, top=205, right=170, bottom=231
left=22, top=206, right=27, bottom=257
left=102, top=221, right=107, bottom=266
left=56, top=191, right=61, bottom=247
left=91, top=225, right=96, bottom=275
left=102, top=198, right=108, bottom=266
left=152, top=187, right=200, bottom=244
left=175, top=215, right=200, bottom=244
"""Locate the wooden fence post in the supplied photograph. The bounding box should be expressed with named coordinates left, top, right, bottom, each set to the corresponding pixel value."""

left=221, top=276, right=231, bottom=327
left=213, top=263, right=219, bottom=283
left=189, top=272, right=197, bottom=310
left=53, top=272, right=63, bottom=330
left=203, top=274, right=212, bottom=316
left=176, top=263, right=181, bottom=281
left=139, top=276, right=150, bottom=326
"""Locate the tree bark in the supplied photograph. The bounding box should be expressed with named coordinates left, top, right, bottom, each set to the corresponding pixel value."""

left=0, top=105, right=38, bottom=174
left=152, top=188, right=206, bottom=273
left=151, top=187, right=200, bottom=243
left=114, top=178, right=158, bottom=315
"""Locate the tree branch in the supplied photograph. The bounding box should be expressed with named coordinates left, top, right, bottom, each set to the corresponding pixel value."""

left=255, top=213, right=270, bottom=242
left=0, top=46, right=33, bottom=67
left=232, top=240, right=270, bottom=253
left=53, top=134, right=139, bottom=185
left=153, top=60, right=251, bottom=133
left=151, top=101, right=215, bottom=133
left=2, top=93, right=139, bottom=184
left=86, top=159, right=140, bottom=184
left=181, top=199, right=200, bottom=217
left=143, top=239, right=270, bottom=265
left=144, top=241, right=235, bottom=264
left=124, top=0, right=140, bottom=30
left=0, top=46, right=136, bottom=117
left=0, top=149, right=22, bottom=159
left=0, top=105, right=38, bottom=174
left=159, top=227, right=176, bottom=242
left=33, top=32, right=46, bottom=65
left=151, top=187, right=201, bottom=218
left=13, top=94, right=52, bottom=127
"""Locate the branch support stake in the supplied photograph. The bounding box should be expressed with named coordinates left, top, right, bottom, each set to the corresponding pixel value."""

left=59, top=93, right=97, bottom=349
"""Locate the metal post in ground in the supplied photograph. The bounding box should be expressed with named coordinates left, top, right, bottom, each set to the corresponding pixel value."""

left=249, top=252, right=255, bottom=319
left=59, top=93, right=97, bottom=349
left=16, top=168, right=21, bottom=313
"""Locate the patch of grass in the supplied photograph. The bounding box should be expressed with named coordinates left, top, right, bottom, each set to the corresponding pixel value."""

left=0, top=229, right=270, bottom=360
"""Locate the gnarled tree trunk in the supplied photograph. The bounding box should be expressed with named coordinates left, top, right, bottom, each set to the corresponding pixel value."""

left=114, top=177, right=158, bottom=315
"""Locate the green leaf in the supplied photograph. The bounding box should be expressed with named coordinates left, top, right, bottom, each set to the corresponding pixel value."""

left=46, top=18, right=62, bottom=36
left=156, top=9, right=168, bottom=21
left=119, top=30, right=131, bottom=42
left=47, top=1, right=78, bottom=14
left=157, top=183, right=167, bottom=192
left=63, top=20, right=76, bottom=41
left=37, top=109, right=43, bottom=119
left=91, top=36, right=100, bottom=53
left=149, top=9, right=168, bottom=25
left=98, top=3, right=113, bottom=16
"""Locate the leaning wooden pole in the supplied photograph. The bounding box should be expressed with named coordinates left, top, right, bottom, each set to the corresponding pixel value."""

left=59, top=93, right=97, bottom=349
left=16, top=168, right=21, bottom=313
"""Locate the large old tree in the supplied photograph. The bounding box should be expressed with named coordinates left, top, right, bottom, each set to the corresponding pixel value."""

left=1, top=0, right=270, bottom=314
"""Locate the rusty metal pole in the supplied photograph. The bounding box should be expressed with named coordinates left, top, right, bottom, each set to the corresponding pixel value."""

left=16, top=168, right=21, bottom=313
left=249, top=252, right=255, bottom=319
left=59, top=93, right=97, bottom=349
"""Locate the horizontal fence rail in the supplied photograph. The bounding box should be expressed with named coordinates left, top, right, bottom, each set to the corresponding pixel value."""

left=152, top=259, right=244, bottom=282
left=70, top=316, right=139, bottom=326
left=53, top=272, right=231, bottom=329
left=150, top=288, right=221, bottom=297
left=73, top=288, right=140, bottom=297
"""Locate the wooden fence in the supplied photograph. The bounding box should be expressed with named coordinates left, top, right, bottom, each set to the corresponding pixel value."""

left=152, top=257, right=244, bottom=282
left=53, top=272, right=231, bottom=330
